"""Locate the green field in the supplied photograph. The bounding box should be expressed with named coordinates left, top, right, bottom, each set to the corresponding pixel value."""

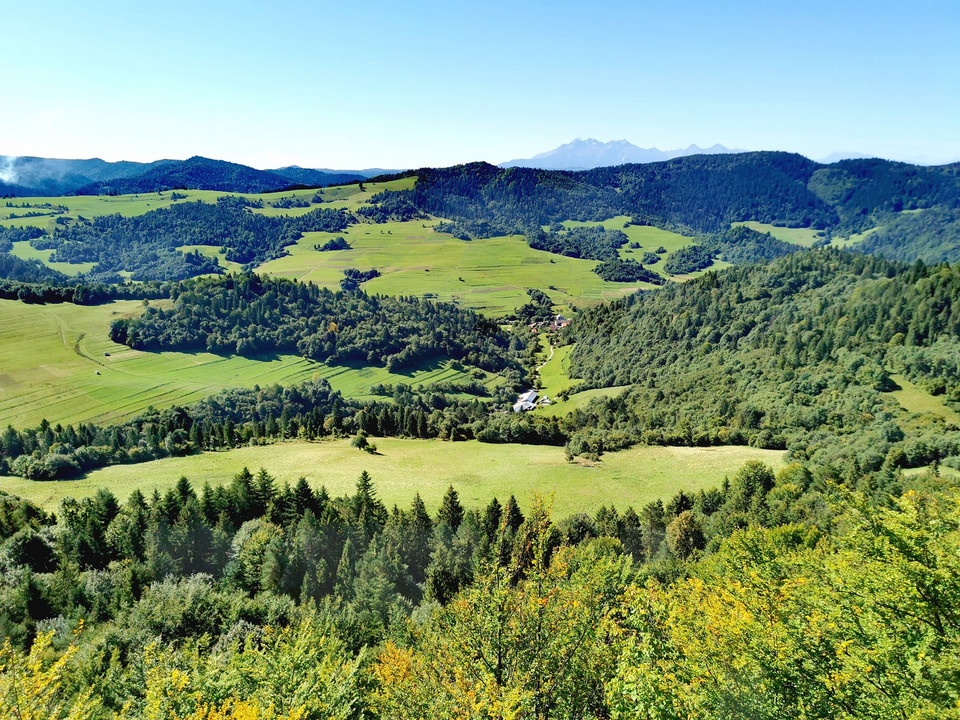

left=734, top=221, right=823, bottom=247
left=886, top=373, right=960, bottom=426
left=9, top=240, right=96, bottom=276
left=258, top=219, right=659, bottom=315
left=0, top=298, right=490, bottom=429
left=531, top=340, right=630, bottom=416
left=536, top=342, right=581, bottom=398
left=0, top=437, right=786, bottom=516
left=2, top=183, right=701, bottom=316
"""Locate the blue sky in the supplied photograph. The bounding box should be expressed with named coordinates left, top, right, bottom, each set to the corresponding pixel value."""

left=2, top=0, right=958, bottom=168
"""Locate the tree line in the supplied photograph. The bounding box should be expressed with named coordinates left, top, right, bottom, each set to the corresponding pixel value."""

left=109, top=273, right=520, bottom=372
left=0, top=456, right=955, bottom=718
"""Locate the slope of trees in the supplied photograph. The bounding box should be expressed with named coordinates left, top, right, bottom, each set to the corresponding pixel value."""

left=561, top=249, right=960, bottom=472
left=854, top=206, right=960, bottom=263
left=0, top=459, right=956, bottom=719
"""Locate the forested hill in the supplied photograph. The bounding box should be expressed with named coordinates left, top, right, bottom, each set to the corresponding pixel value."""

left=404, top=153, right=960, bottom=238
left=74, top=156, right=299, bottom=195
left=110, top=273, right=519, bottom=372
left=561, top=249, right=960, bottom=470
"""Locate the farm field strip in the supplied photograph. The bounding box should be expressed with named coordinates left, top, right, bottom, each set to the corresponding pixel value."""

left=0, top=299, right=489, bottom=429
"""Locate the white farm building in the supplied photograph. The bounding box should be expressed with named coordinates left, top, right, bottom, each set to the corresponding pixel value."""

left=513, top=390, right=539, bottom=412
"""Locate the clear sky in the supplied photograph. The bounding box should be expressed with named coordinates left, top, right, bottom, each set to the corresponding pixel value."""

left=2, top=0, right=958, bottom=168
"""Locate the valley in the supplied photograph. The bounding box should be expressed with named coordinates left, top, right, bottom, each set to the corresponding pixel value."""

left=1, top=149, right=958, bottom=720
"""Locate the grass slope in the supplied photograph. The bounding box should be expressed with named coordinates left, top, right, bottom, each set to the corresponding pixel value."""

left=3, top=185, right=698, bottom=316
left=0, top=437, right=786, bottom=515
left=258, top=220, right=654, bottom=316
left=0, top=299, right=486, bottom=429
left=532, top=339, right=631, bottom=416
left=886, top=373, right=960, bottom=426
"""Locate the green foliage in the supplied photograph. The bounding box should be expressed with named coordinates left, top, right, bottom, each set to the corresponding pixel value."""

left=594, top=257, right=665, bottom=284
left=110, top=273, right=518, bottom=373
left=563, top=249, right=960, bottom=473
left=527, top=225, right=629, bottom=261
left=356, top=191, right=427, bottom=223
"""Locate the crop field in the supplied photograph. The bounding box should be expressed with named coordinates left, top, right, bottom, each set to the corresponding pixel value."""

left=0, top=298, right=489, bottom=429
left=0, top=437, right=787, bottom=515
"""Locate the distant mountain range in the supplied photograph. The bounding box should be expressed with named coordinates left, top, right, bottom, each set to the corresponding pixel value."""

left=499, top=138, right=746, bottom=170
left=0, top=155, right=395, bottom=197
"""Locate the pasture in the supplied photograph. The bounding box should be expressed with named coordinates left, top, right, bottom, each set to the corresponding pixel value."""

left=257, top=219, right=658, bottom=316
left=734, top=221, right=823, bottom=247
left=2, top=182, right=700, bottom=316
left=0, top=298, right=489, bottom=429
left=0, top=437, right=787, bottom=516
left=531, top=340, right=630, bottom=416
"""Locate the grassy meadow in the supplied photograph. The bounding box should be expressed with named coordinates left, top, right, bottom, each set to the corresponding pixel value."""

left=531, top=339, right=631, bottom=416
left=0, top=298, right=491, bottom=429
left=886, top=373, right=960, bottom=426
left=0, top=437, right=786, bottom=516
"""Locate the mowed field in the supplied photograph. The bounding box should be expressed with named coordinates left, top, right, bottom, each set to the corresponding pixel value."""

left=0, top=298, right=490, bottom=429
left=0, top=437, right=787, bottom=516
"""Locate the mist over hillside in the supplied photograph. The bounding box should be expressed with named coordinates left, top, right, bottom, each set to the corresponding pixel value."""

left=0, top=155, right=382, bottom=196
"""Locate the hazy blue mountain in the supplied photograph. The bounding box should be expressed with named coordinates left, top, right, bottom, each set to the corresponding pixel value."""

left=817, top=151, right=873, bottom=164
left=305, top=167, right=407, bottom=179
left=75, top=157, right=300, bottom=195
left=0, top=153, right=406, bottom=196
left=267, top=166, right=366, bottom=186
left=499, top=138, right=743, bottom=170
left=0, top=155, right=173, bottom=195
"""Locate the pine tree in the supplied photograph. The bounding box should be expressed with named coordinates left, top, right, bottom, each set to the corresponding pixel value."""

left=437, top=486, right=464, bottom=532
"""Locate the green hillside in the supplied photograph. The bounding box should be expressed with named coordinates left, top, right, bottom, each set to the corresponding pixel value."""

left=0, top=298, right=487, bottom=428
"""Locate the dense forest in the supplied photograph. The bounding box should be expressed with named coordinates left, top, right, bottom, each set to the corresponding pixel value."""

left=32, top=197, right=353, bottom=280
left=402, top=154, right=960, bottom=245
left=560, top=249, right=960, bottom=475
left=109, top=273, right=519, bottom=372
left=0, top=455, right=956, bottom=718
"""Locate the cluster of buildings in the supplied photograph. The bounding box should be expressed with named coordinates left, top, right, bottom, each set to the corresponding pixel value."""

left=512, top=389, right=552, bottom=412
left=528, top=314, right=570, bottom=333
